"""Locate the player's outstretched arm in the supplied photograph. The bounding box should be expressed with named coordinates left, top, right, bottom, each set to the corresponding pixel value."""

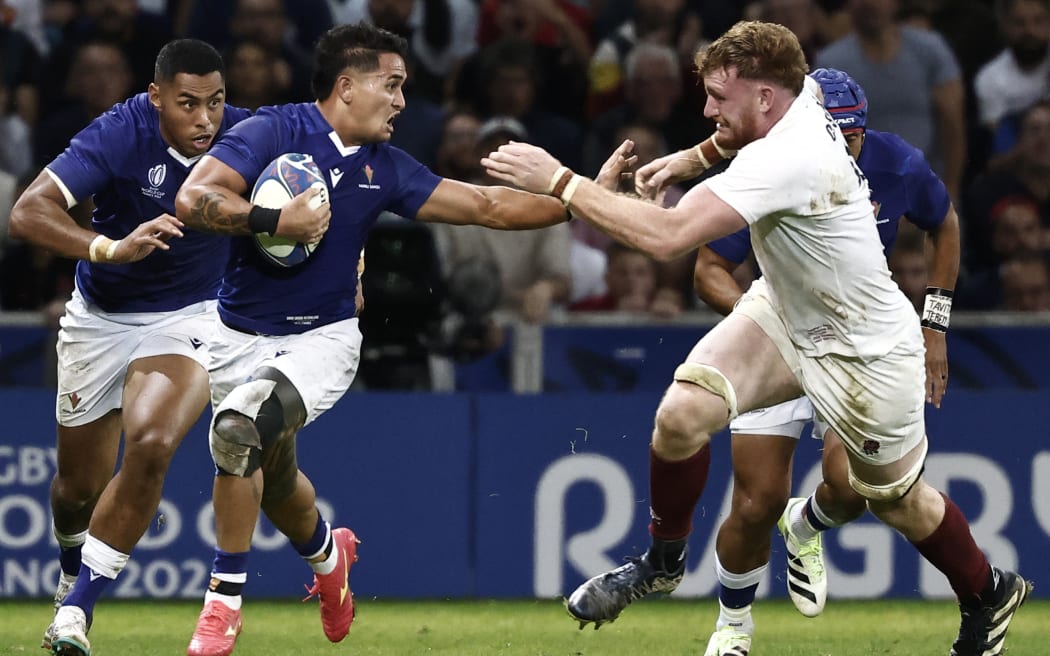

left=176, top=155, right=329, bottom=243
left=921, top=203, right=961, bottom=408
left=634, top=134, right=736, bottom=200
left=414, top=177, right=569, bottom=230
left=482, top=141, right=747, bottom=261
left=8, top=170, right=183, bottom=264
left=694, top=245, right=745, bottom=316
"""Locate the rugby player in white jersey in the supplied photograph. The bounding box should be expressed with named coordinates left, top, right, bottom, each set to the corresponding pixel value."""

left=483, top=20, right=1031, bottom=656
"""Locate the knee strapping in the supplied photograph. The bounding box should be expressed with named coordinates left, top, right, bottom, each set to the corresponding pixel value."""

left=210, top=379, right=277, bottom=476
left=673, top=362, right=739, bottom=420
left=848, top=440, right=928, bottom=502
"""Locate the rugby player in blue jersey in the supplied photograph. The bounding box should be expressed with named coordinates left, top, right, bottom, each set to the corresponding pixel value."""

left=173, top=22, right=572, bottom=656
left=687, top=68, right=962, bottom=656
left=7, top=40, right=261, bottom=656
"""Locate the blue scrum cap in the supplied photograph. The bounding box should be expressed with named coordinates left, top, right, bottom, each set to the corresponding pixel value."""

left=810, top=67, right=867, bottom=133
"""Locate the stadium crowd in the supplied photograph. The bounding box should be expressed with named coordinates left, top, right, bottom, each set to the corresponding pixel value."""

left=3, top=0, right=1050, bottom=329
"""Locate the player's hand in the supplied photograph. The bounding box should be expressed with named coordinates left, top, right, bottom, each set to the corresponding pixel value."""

left=275, top=185, right=330, bottom=243
left=635, top=149, right=702, bottom=200
left=481, top=142, right=562, bottom=195
left=110, top=214, right=185, bottom=263
left=596, top=139, right=638, bottom=192
left=923, top=327, right=949, bottom=408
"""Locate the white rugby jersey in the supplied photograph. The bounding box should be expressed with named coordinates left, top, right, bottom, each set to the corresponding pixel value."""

left=704, top=87, right=918, bottom=359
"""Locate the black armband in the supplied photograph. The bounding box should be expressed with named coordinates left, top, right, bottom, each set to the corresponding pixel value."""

left=248, top=205, right=280, bottom=235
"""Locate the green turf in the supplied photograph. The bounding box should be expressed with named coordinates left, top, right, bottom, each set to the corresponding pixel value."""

left=2, top=597, right=1047, bottom=655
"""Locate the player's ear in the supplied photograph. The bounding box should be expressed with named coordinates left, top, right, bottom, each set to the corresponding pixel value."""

left=337, top=74, right=353, bottom=105
left=147, top=82, right=162, bottom=110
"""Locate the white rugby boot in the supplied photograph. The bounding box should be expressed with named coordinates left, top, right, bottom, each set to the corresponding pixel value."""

left=778, top=497, right=827, bottom=617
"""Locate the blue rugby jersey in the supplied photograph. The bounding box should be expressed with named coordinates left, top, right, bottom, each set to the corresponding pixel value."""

left=708, top=128, right=951, bottom=264
left=47, top=93, right=251, bottom=312
left=206, top=102, right=442, bottom=336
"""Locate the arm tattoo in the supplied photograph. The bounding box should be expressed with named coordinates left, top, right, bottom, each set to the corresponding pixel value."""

left=189, top=191, right=252, bottom=235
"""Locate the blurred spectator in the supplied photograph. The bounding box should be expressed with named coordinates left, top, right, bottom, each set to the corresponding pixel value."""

left=4, top=0, right=49, bottom=55
left=186, top=0, right=332, bottom=54
left=959, top=195, right=1049, bottom=308
left=48, top=0, right=173, bottom=101
left=999, top=252, right=1050, bottom=310
left=431, top=116, right=573, bottom=323
left=34, top=40, right=133, bottom=167
left=571, top=241, right=682, bottom=318
left=746, top=0, right=837, bottom=63
left=887, top=222, right=929, bottom=312
left=434, top=108, right=483, bottom=181
left=223, top=38, right=286, bottom=109
left=1, top=7, right=41, bottom=125
left=465, top=38, right=584, bottom=170
left=582, top=42, right=709, bottom=177
left=0, top=171, right=76, bottom=310
left=816, top=0, right=966, bottom=200
left=466, top=0, right=590, bottom=121
left=337, top=0, right=480, bottom=103
left=974, top=0, right=1050, bottom=154
left=0, top=57, right=32, bottom=178
left=588, top=0, right=704, bottom=117
left=226, top=0, right=313, bottom=101
left=965, top=101, right=1050, bottom=271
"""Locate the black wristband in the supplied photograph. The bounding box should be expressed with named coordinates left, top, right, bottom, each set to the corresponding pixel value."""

left=248, top=205, right=280, bottom=235
left=925, top=286, right=954, bottom=299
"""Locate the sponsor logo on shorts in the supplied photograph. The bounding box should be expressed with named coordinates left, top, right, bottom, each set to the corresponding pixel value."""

left=862, top=439, right=880, bottom=455
left=60, top=391, right=88, bottom=417
left=190, top=337, right=204, bottom=349
left=274, top=349, right=290, bottom=358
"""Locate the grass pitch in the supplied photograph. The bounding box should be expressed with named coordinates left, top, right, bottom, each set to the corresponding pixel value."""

left=1, top=597, right=1047, bottom=655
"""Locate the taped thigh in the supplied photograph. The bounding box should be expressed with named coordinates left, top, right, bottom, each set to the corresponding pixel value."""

left=673, top=362, right=739, bottom=420
left=210, top=379, right=277, bottom=476
left=848, top=439, right=928, bottom=502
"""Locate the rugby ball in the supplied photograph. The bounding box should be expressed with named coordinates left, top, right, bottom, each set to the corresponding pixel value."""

left=250, top=153, right=329, bottom=267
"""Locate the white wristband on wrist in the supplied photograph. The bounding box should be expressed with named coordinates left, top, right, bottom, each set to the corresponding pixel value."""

left=921, top=287, right=953, bottom=332
left=561, top=174, right=583, bottom=206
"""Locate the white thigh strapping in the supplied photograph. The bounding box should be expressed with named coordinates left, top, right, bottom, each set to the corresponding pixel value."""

left=55, top=289, right=215, bottom=427
left=208, top=317, right=362, bottom=426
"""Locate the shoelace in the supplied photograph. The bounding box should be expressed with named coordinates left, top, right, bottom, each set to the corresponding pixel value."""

left=196, top=605, right=234, bottom=637
left=796, top=539, right=825, bottom=577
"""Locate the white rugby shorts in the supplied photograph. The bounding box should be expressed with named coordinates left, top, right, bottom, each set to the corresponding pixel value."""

left=56, top=288, right=216, bottom=427
left=730, top=396, right=813, bottom=439
left=732, top=278, right=925, bottom=465
left=208, top=316, right=362, bottom=426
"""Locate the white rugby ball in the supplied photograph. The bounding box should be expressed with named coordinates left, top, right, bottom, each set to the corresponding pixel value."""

left=250, top=153, right=329, bottom=267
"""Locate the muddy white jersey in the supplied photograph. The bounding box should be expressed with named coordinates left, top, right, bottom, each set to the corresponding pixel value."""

left=704, top=88, right=918, bottom=359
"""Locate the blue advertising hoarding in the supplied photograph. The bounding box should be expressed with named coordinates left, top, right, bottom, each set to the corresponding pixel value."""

left=1, top=389, right=1047, bottom=600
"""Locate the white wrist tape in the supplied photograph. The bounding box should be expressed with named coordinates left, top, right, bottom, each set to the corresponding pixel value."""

left=694, top=144, right=712, bottom=170
left=547, top=166, right=569, bottom=194
left=560, top=174, right=583, bottom=206
left=88, top=235, right=117, bottom=263
left=921, top=287, right=953, bottom=332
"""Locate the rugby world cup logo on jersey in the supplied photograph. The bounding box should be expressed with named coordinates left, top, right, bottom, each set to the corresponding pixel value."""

left=141, top=163, right=167, bottom=199
left=358, top=164, right=381, bottom=190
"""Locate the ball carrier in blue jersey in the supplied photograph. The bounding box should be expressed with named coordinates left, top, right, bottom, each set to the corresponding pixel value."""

left=7, top=40, right=253, bottom=656
left=174, top=22, right=572, bottom=656
left=484, top=22, right=1031, bottom=656
left=687, top=68, right=964, bottom=656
